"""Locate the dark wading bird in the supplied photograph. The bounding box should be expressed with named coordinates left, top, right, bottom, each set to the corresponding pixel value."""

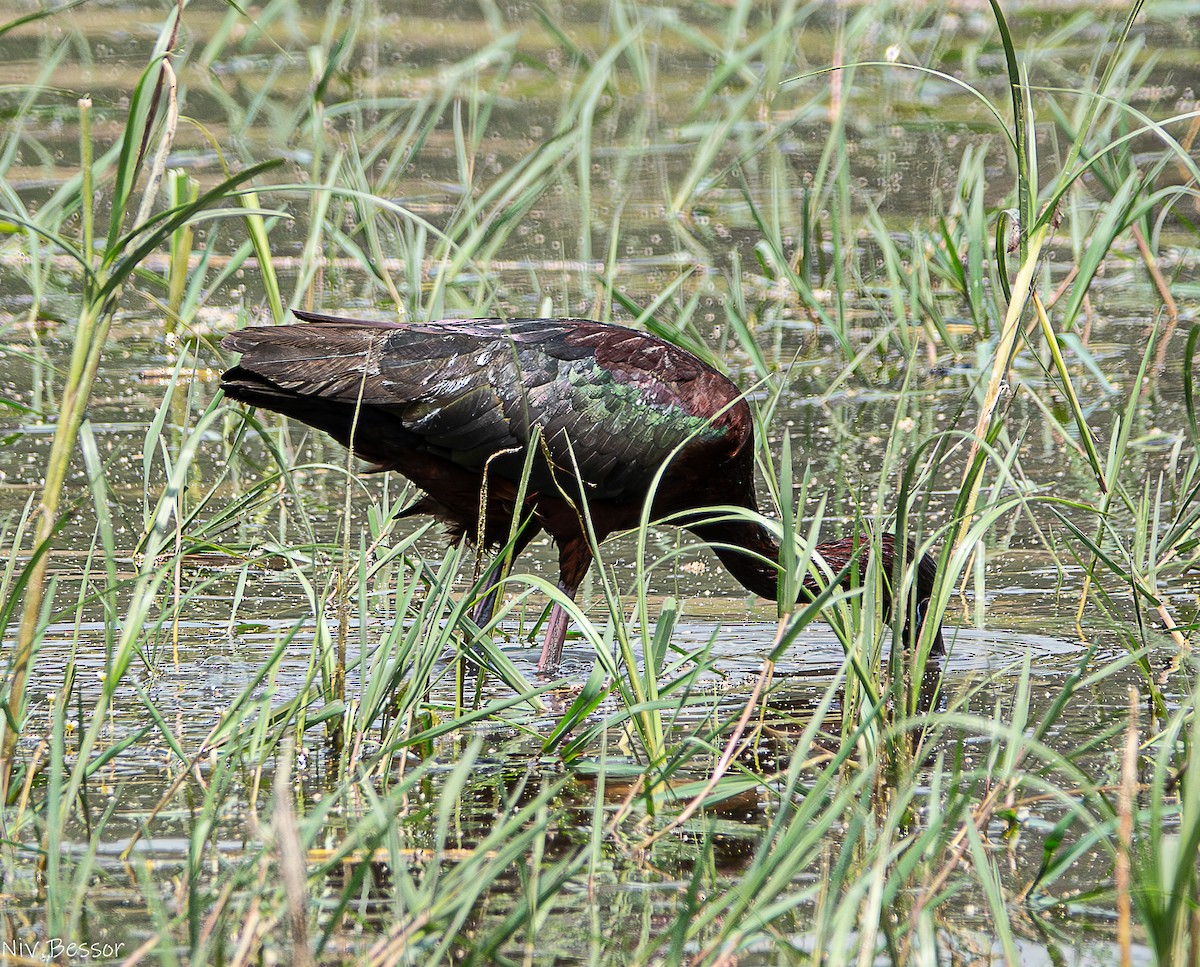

left=221, top=311, right=944, bottom=672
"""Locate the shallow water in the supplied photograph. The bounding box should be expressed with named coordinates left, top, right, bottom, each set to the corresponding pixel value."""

left=2, top=0, right=1199, bottom=963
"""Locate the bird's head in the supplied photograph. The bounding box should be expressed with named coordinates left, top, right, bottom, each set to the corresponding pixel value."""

left=898, top=540, right=945, bottom=656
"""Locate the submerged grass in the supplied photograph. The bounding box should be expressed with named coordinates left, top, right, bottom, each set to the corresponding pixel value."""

left=0, top=0, right=1198, bottom=963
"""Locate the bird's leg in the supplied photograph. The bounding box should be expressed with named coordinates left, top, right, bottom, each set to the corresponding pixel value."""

left=537, top=539, right=593, bottom=674
left=537, top=591, right=575, bottom=674
left=470, top=555, right=508, bottom=630
left=469, top=522, right=541, bottom=632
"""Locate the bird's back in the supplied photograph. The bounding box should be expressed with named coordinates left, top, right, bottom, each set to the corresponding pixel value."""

left=221, top=312, right=753, bottom=510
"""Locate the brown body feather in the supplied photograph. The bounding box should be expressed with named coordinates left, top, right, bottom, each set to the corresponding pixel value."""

left=222, top=311, right=944, bottom=670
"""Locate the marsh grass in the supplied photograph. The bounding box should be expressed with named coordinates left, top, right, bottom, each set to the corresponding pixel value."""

left=0, top=0, right=1198, bottom=963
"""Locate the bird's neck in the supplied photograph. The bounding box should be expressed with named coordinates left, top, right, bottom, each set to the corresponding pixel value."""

left=691, top=519, right=888, bottom=605
left=680, top=444, right=787, bottom=600
left=691, top=517, right=785, bottom=601
left=694, top=507, right=946, bottom=653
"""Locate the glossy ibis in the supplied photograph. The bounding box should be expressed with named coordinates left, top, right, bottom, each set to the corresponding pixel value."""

left=221, top=311, right=944, bottom=671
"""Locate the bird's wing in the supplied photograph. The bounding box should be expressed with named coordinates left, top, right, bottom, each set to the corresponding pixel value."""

left=223, top=314, right=751, bottom=502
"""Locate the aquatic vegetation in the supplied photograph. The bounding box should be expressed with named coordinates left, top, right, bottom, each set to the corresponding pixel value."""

left=0, top=0, right=1197, bottom=963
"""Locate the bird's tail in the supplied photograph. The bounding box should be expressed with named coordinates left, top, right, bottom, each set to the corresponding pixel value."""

left=220, top=316, right=413, bottom=468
